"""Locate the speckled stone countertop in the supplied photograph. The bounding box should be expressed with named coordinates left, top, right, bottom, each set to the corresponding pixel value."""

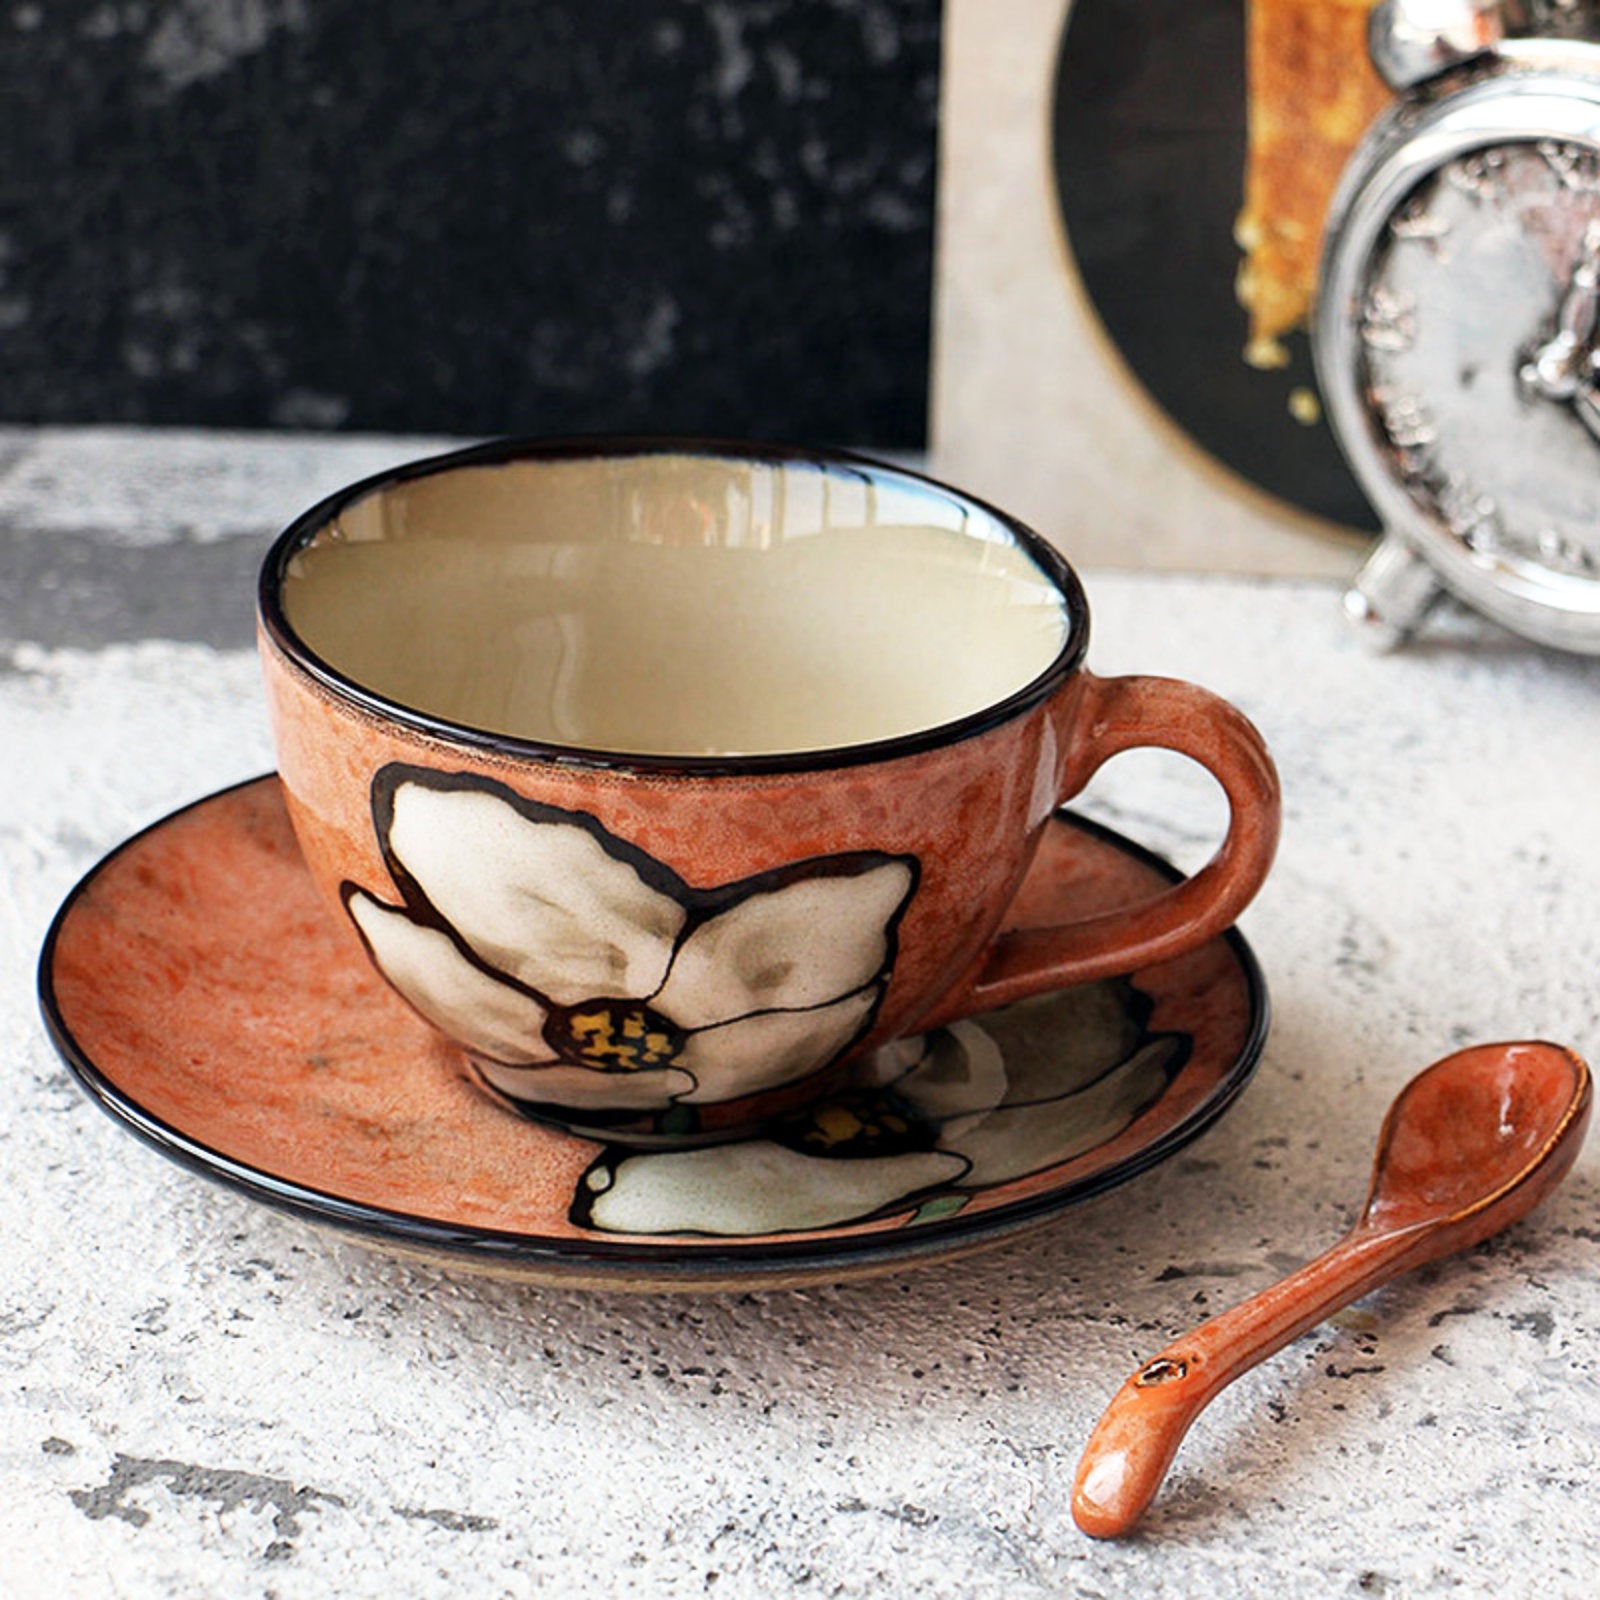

left=2, top=429, right=1597, bottom=1598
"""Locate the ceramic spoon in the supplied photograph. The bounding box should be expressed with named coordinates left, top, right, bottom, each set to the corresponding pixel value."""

left=1072, top=1040, right=1592, bottom=1539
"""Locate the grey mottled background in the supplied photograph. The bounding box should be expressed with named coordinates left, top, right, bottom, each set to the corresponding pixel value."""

left=0, top=0, right=938, bottom=445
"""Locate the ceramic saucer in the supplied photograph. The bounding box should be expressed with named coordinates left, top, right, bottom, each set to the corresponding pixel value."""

left=39, top=777, right=1268, bottom=1291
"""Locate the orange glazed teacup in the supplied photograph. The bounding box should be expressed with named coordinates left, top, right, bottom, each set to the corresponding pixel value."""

left=258, top=439, right=1280, bottom=1145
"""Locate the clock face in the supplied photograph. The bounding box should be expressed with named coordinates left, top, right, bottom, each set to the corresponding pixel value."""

left=1355, top=137, right=1600, bottom=586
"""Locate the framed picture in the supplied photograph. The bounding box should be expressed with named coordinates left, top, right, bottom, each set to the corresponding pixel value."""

left=931, top=0, right=1389, bottom=573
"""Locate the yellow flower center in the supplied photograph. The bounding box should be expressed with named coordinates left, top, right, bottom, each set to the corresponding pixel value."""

left=551, top=1001, right=682, bottom=1072
left=794, top=1092, right=915, bottom=1153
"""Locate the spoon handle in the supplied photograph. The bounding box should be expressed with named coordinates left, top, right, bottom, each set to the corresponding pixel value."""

left=1072, top=1224, right=1427, bottom=1538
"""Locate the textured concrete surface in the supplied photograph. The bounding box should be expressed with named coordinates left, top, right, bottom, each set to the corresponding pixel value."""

left=2, top=428, right=1598, bottom=1597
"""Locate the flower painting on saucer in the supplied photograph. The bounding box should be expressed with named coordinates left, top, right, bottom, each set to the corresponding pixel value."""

left=572, top=977, right=1190, bottom=1237
left=342, top=766, right=918, bottom=1129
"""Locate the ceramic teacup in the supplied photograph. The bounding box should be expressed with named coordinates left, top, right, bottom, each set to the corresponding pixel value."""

left=257, top=438, right=1280, bottom=1145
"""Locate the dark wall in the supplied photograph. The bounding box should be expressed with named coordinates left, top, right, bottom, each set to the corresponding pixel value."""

left=0, top=1, right=940, bottom=446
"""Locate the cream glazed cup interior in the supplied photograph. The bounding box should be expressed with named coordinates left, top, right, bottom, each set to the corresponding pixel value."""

left=267, top=440, right=1086, bottom=763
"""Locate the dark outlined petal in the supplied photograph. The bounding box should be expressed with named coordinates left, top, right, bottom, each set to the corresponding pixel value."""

left=674, top=987, right=880, bottom=1105
left=385, top=779, right=685, bottom=1006
left=891, top=1020, right=1008, bottom=1123
left=473, top=1059, right=694, bottom=1112
left=347, top=890, right=553, bottom=1064
left=978, top=981, right=1151, bottom=1107
left=940, top=1035, right=1182, bottom=1187
left=653, top=859, right=914, bottom=1029
left=577, top=1141, right=968, bottom=1236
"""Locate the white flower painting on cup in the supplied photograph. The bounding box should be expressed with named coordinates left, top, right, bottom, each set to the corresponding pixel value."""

left=344, top=766, right=918, bottom=1118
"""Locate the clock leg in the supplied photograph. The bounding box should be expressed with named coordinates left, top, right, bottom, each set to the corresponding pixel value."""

left=1343, top=533, right=1443, bottom=648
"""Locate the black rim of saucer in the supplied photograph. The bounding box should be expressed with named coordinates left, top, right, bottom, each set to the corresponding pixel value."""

left=256, top=435, right=1093, bottom=778
left=38, top=777, right=1269, bottom=1285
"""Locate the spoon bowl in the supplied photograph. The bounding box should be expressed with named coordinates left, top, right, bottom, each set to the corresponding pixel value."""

left=1361, top=1040, right=1589, bottom=1240
left=1072, top=1040, right=1591, bottom=1539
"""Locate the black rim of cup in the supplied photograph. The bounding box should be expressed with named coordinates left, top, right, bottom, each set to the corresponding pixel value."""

left=257, top=434, right=1093, bottom=776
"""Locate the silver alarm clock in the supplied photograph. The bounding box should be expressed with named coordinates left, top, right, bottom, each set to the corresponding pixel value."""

left=1315, top=0, right=1600, bottom=651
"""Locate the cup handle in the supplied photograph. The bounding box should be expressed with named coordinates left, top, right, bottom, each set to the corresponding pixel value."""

left=924, top=673, right=1280, bottom=1026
